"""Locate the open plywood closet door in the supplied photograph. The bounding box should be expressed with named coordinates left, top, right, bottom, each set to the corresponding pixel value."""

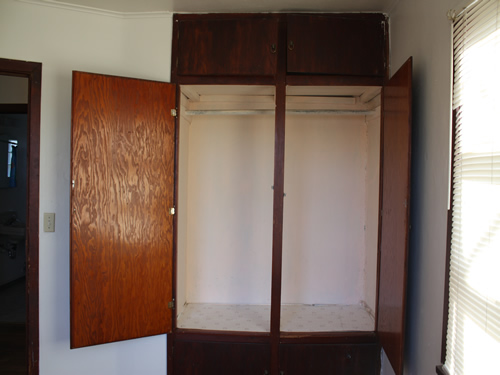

left=70, top=72, right=176, bottom=348
left=377, top=58, right=412, bottom=375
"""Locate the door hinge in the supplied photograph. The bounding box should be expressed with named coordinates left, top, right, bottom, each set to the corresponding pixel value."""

left=169, top=207, right=176, bottom=215
left=168, top=300, right=175, bottom=309
left=171, top=109, right=177, bottom=117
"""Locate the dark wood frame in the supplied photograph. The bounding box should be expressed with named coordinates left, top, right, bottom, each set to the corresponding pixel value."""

left=0, top=57, right=41, bottom=375
left=168, top=12, right=414, bottom=375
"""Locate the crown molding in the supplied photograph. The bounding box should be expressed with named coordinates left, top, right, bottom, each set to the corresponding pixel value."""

left=16, top=0, right=173, bottom=19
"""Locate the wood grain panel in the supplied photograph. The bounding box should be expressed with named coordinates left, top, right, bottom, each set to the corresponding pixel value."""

left=175, top=14, right=279, bottom=77
left=377, top=58, right=412, bottom=375
left=287, top=14, right=387, bottom=77
left=70, top=72, right=176, bottom=348
left=280, top=343, right=380, bottom=375
left=173, top=340, right=271, bottom=375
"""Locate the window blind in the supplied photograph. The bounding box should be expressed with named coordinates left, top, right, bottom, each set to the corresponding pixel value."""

left=446, top=1, right=500, bottom=374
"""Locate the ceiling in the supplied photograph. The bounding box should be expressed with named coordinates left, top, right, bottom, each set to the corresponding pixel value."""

left=44, top=0, right=398, bottom=14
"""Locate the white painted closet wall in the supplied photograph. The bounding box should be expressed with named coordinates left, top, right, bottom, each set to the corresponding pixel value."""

left=177, top=108, right=380, bottom=319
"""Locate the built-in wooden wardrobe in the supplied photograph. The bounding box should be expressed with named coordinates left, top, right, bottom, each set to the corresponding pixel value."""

left=70, top=13, right=412, bottom=375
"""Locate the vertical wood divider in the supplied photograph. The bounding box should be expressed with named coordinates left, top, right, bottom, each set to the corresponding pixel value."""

left=270, top=15, right=287, bottom=375
left=168, top=83, right=181, bottom=375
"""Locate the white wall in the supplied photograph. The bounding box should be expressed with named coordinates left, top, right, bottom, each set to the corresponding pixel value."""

left=282, top=114, right=376, bottom=306
left=185, top=114, right=275, bottom=304
left=0, top=1, right=172, bottom=374
left=364, top=111, right=381, bottom=313
left=387, top=0, right=464, bottom=374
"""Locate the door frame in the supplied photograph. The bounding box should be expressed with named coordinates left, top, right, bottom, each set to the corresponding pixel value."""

left=0, top=57, right=41, bottom=375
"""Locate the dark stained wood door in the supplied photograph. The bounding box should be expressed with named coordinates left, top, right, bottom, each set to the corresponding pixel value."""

left=377, top=58, right=412, bottom=375
left=70, top=72, right=176, bottom=348
left=279, top=343, right=380, bottom=375
left=286, top=14, right=387, bottom=77
left=174, top=14, right=279, bottom=77
left=173, top=340, right=271, bottom=375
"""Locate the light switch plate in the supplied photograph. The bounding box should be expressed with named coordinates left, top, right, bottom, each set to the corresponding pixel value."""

left=44, top=213, right=55, bottom=232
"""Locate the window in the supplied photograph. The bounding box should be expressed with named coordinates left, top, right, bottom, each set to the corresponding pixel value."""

left=440, top=1, right=500, bottom=374
left=7, top=139, right=17, bottom=178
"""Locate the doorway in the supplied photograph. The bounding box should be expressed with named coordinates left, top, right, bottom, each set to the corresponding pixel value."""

left=0, top=58, right=41, bottom=375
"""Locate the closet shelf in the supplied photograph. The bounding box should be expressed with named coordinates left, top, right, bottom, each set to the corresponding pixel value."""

left=176, top=302, right=375, bottom=333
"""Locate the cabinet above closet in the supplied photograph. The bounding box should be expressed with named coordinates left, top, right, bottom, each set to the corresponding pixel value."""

left=286, top=14, right=387, bottom=77
left=174, top=14, right=279, bottom=77
left=172, top=13, right=388, bottom=81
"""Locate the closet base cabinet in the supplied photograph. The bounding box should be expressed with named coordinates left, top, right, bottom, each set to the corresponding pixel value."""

left=173, top=340, right=271, bottom=375
left=171, top=336, right=381, bottom=375
left=279, top=343, right=381, bottom=375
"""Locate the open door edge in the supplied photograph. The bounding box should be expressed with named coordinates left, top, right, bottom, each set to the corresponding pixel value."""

left=376, top=57, right=412, bottom=375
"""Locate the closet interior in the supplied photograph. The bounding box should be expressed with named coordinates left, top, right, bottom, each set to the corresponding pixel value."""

left=176, top=84, right=383, bottom=334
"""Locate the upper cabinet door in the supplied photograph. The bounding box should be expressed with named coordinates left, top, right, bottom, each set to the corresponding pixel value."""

left=377, top=58, right=412, bottom=375
left=70, top=72, right=176, bottom=348
left=174, top=15, right=279, bottom=77
left=287, top=14, right=387, bottom=77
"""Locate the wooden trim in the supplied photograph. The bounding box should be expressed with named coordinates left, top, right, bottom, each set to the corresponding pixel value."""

left=0, top=57, right=41, bottom=375
left=270, top=16, right=288, bottom=375
left=172, top=75, right=277, bottom=86
left=170, top=14, right=179, bottom=83
left=174, top=13, right=280, bottom=21
left=279, top=331, right=378, bottom=344
left=271, top=83, right=285, bottom=374
left=286, top=75, right=384, bottom=87
left=374, top=85, right=385, bottom=333
left=0, top=104, right=28, bottom=114
left=167, top=333, right=174, bottom=375
left=174, top=330, right=271, bottom=343
left=168, top=84, right=181, bottom=375
left=171, top=75, right=382, bottom=87
left=172, top=85, right=180, bottom=333
left=383, top=16, right=390, bottom=80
